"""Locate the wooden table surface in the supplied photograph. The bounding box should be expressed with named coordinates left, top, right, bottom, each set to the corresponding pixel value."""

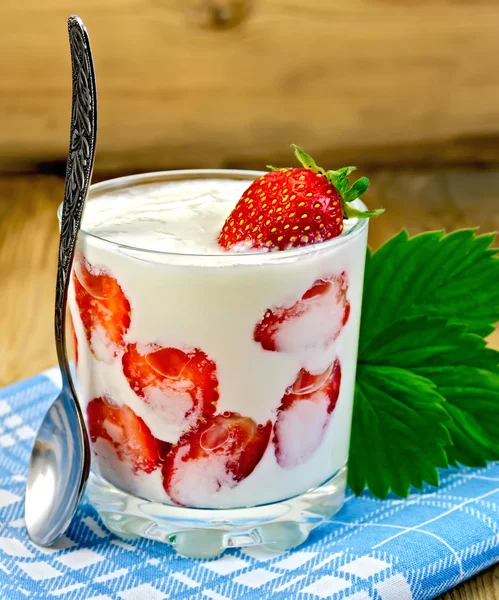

left=3, top=0, right=499, bottom=174
left=0, top=170, right=498, bottom=598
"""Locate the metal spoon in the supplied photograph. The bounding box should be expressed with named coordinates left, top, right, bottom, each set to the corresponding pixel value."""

left=25, top=15, right=97, bottom=547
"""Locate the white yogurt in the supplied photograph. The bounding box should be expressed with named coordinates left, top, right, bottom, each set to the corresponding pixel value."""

left=68, top=173, right=368, bottom=509
left=82, top=179, right=251, bottom=255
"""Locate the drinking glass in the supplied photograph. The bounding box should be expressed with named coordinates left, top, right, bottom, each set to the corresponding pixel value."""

left=63, top=169, right=368, bottom=558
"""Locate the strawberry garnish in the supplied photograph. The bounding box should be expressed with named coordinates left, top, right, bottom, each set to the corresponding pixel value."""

left=274, top=359, right=341, bottom=468
left=87, top=396, right=169, bottom=474
left=122, top=344, right=219, bottom=436
left=218, top=145, right=383, bottom=251
left=254, top=273, right=350, bottom=352
left=163, top=412, right=272, bottom=506
left=72, top=255, right=131, bottom=362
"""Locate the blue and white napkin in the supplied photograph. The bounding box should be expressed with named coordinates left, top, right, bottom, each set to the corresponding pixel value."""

left=0, top=369, right=498, bottom=600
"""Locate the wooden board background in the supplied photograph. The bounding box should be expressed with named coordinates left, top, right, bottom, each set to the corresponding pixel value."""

left=1, top=0, right=499, bottom=173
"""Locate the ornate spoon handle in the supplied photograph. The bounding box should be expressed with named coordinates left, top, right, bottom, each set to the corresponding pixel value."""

left=55, top=15, right=97, bottom=382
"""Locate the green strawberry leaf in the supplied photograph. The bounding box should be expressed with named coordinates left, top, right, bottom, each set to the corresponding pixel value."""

left=288, top=144, right=382, bottom=218
left=414, top=336, right=499, bottom=468
left=351, top=304, right=499, bottom=497
left=327, top=170, right=350, bottom=194
left=327, top=167, right=357, bottom=185
left=291, top=144, right=325, bottom=175
left=344, top=205, right=385, bottom=220
left=362, top=317, right=499, bottom=372
left=349, top=363, right=451, bottom=498
left=337, top=166, right=357, bottom=177
left=344, top=177, right=370, bottom=203
left=266, top=165, right=280, bottom=171
left=359, top=230, right=499, bottom=349
left=430, top=367, right=499, bottom=467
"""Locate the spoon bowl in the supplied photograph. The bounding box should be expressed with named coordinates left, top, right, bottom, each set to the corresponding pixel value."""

left=25, top=387, right=89, bottom=546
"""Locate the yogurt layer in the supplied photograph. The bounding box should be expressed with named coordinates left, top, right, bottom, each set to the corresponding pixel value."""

left=68, top=175, right=368, bottom=509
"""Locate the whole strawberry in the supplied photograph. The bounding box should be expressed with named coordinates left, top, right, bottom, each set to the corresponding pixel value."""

left=218, top=145, right=383, bottom=251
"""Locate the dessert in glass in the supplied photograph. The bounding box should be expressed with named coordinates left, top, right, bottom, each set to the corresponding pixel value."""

left=65, top=154, right=374, bottom=558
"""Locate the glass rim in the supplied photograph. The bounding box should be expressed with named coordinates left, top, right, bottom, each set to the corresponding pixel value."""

left=57, top=169, right=369, bottom=262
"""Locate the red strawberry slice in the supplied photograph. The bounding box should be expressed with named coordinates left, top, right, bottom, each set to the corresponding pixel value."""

left=122, top=344, right=219, bottom=435
left=254, top=273, right=350, bottom=352
left=87, top=396, right=169, bottom=474
left=68, top=314, right=78, bottom=367
left=218, top=145, right=382, bottom=252
left=274, top=359, right=341, bottom=468
left=163, top=412, right=272, bottom=506
left=72, top=255, right=131, bottom=362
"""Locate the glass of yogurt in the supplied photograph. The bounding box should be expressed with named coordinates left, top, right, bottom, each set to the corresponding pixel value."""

left=64, top=169, right=368, bottom=558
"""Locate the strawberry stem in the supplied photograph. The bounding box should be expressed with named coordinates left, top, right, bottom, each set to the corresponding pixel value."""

left=292, top=144, right=326, bottom=175
left=344, top=204, right=385, bottom=220
left=291, top=144, right=384, bottom=220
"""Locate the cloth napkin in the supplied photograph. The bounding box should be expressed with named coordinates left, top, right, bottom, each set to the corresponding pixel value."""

left=0, top=369, right=498, bottom=600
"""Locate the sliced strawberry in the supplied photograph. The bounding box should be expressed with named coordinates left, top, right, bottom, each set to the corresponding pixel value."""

left=254, top=273, right=350, bottom=352
left=87, top=396, right=169, bottom=474
left=122, top=344, right=218, bottom=435
left=68, top=314, right=78, bottom=367
left=72, top=255, right=131, bottom=362
left=163, top=412, right=272, bottom=506
left=218, top=145, right=382, bottom=252
left=274, top=359, right=341, bottom=468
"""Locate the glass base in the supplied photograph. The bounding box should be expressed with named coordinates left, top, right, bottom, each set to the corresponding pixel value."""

left=87, top=466, right=347, bottom=558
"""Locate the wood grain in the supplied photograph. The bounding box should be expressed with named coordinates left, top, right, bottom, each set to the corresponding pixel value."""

left=1, top=0, right=499, bottom=173
left=443, top=565, right=499, bottom=600
left=0, top=176, right=62, bottom=384
left=0, top=169, right=497, bottom=598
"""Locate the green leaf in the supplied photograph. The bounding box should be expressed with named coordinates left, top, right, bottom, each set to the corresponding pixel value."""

left=411, top=327, right=499, bottom=467
left=351, top=312, right=499, bottom=498
left=326, top=170, right=349, bottom=194
left=291, top=144, right=325, bottom=175
left=362, top=316, right=499, bottom=371
left=344, top=177, right=370, bottom=203
left=359, top=230, right=499, bottom=354
left=266, top=165, right=280, bottom=171
left=287, top=145, right=383, bottom=218
left=429, top=367, right=499, bottom=467
left=329, top=167, right=357, bottom=178
left=349, top=363, right=451, bottom=498
left=343, top=205, right=385, bottom=220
